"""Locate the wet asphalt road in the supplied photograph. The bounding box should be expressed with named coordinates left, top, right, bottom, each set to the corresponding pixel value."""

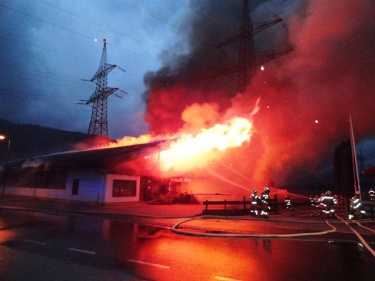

left=0, top=208, right=374, bottom=281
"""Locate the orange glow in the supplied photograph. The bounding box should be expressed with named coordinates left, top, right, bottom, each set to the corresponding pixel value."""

left=159, top=116, right=254, bottom=172
left=76, top=99, right=260, bottom=178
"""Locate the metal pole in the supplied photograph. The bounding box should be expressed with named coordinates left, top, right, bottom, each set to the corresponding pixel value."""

left=349, top=114, right=361, bottom=196
left=1, top=138, right=10, bottom=202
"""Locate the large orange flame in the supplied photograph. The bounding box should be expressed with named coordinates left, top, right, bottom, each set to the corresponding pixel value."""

left=159, top=116, right=254, bottom=172
left=85, top=99, right=260, bottom=177
left=159, top=99, right=260, bottom=172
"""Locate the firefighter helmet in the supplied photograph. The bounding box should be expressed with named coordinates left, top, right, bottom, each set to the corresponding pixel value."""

left=264, top=187, right=270, bottom=192
left=253, top=189, right=257, bottom=193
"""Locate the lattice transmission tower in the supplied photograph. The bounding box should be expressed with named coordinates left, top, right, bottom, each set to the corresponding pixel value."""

left=214, top=0, right=292, bottom=93
left=82, top=39, right=126, bottom=138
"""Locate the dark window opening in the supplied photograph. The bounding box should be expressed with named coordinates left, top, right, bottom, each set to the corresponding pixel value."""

left=112, top=180, right=136, bottom=197
left=72, top=179, right=79, bottom=195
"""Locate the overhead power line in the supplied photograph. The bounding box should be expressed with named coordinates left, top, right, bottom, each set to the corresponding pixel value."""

left=0, top=3, right=162, bottom=63
left=0, top=3, right=92, bottom=40
left=37, top=0, right=173, bottom=57
left=176, top=0, right=222, bottom=27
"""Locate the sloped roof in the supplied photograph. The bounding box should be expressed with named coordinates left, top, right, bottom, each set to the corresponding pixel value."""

left=6, top=140, right=166, bottom=170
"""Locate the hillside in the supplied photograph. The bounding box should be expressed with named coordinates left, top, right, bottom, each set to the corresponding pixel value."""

left=0, top=118, right=110, bottom=162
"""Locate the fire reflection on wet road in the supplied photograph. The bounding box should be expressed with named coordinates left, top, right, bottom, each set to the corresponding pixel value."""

left=0, top=210, right=374, bottom=281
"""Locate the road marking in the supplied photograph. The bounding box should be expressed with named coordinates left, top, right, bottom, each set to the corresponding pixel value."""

left=128, top=259, right=170, bottom=269
left=68, top=247, right=96, bottom=255
left=215, top=276, right=243, bottom=281
left=24, top=239, right=46, bottom=245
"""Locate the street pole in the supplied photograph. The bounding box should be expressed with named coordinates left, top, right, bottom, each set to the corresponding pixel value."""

left=349, top=114, right=361, bottom=197
left=1, top=138, right=10, bottom=202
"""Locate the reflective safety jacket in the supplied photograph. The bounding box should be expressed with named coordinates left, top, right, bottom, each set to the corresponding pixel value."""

left=284, top=197, right=292, bottom=209
left=250, top=193, right=259, bottom=205
left=261, top=192, right=269, bottom=204
left=322, top=194, right=337, bottom=208
left=369, top=189, right=375, bottom=201
left=350, top=197, right=362, bottom=210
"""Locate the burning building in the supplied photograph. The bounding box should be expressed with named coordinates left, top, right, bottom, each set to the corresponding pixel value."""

left=1, top=105, right=289, bottom=204
left=3, top=0, right=375, bottom=201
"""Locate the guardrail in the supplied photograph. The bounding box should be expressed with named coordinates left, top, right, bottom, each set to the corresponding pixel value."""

left=363, top=201, right=375, bottom=220
left=336, top=198, right=374, bottom=220
left=202, top=195, right=278, bottom=215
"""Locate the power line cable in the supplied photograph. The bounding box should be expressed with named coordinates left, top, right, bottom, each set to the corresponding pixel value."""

left=0, top=88, right=80, bottom=102
left=176, top=0, right=224, bottom=28
left=126, top=0, right=228, bottom=51
left=121, top=0, right=179, bottom=29
left=0, top=3, right=93, bottom=40
left=0, top=34, right=98, bottom=64
left=0, top=35, right=148, bottom=82
left=37, top=0, right=173, bottom=57
left=0, top=3, right=162, bottom=63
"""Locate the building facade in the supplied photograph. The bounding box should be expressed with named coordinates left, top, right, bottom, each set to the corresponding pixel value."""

left=1, top=141, right=164, bottom=204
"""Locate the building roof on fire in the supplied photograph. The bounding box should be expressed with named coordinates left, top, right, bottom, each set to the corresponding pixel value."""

left=5, top=140, right=167, bottom=170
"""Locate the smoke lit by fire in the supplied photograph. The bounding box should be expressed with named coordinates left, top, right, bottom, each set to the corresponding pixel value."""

left=140, top=0, right=375, bottom=189
left=78, top=0, right=375, bottom=192
left=108, top=99, right=260, bottom=177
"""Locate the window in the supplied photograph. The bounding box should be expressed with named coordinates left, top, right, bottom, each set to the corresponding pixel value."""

left=112, top=179, right=136, bottom=197
left=10, top=168, right=67, bottom=189
left=72, top=179, right=79, bottom=195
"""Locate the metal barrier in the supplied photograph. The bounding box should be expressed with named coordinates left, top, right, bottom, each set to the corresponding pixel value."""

left=363, top=201, right=375, bottom=220
left=202, top=195, right=278, bottom=215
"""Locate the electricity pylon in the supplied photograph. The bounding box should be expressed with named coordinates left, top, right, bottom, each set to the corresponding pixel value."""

left=213, top=0, right=292, bottom=93
left=83, top=39, right=125, bottom=138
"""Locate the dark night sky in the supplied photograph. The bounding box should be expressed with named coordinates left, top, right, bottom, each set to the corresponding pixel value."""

left=0, top=0, right=187, bottom=138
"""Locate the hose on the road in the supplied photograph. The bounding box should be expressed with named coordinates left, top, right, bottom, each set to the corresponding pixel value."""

left=171, top=215, right=337, bottom=238
left=336, top=214, right=375, bottom=257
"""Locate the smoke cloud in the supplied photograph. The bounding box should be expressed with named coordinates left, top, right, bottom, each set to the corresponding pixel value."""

left=142, top=0, right=375, bottom=189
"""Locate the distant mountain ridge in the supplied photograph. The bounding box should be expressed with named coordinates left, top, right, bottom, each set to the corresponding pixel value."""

left=0, top=118, right=108, bottom=162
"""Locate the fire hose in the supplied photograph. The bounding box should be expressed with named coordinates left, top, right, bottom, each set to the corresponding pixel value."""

left=172, top=215, right=375, bottom=257
left=171, top=215, right=337, bottom=238
left=335, top=214, right=375, bottom=257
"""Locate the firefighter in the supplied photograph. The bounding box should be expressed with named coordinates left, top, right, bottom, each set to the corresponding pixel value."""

left=250, top=189, right=259, bottom=215
left=260, top=187, right=270, bottom=218
left=284, top=195, right=293, bottom=210
left=313, top=194, right=320, bottom=208
left=309, top=195, right=314, bottom=207
left=322, top=190, right=337, bottom=219
left=349, top=191, right=366, bottom=220
left=309, top=194, right=319, bottom=208
left=368, top=188, right=375, bottom=201
left=318, top=193, right=325, bottom=210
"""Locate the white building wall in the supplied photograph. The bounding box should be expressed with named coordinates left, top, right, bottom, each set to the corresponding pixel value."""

left=5, top=170, right=140, bottom=204
left=6, top=187, right=67, bottom=200
left=66, top=170, right=106, bottom=203
left=6, top=169, right=106, bottom=204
